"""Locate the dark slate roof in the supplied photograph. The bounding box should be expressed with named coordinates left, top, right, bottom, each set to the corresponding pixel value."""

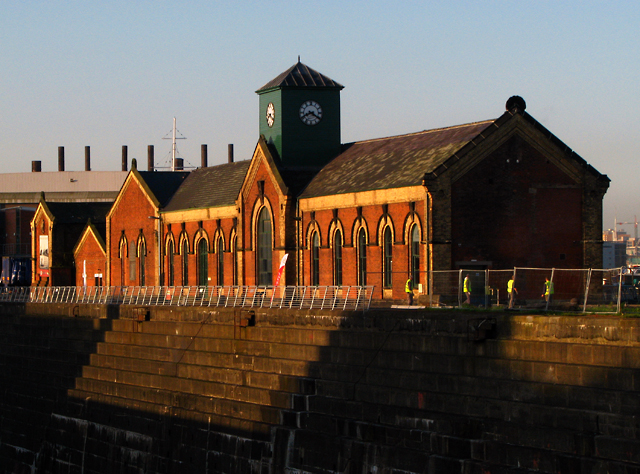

left=137, top=171, right=190, bottom=207
left=46, top=202, right=113, bottom=224
left=256, top=61, right=344, bottom=93
left=300, top=120, right=495, bottom=198
left=162, top=160, right=251, bottom=212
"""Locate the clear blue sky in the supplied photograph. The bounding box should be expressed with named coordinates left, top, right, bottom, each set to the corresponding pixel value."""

left=1, top=1, right=638, bottom=233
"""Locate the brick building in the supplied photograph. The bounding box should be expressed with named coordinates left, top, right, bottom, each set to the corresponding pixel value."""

left=105, top=164, right=188, bottom=287
left=32, top=199, right=112, bottom=286
left=73, top=221, right=107, bottom=287
left=64, top=62, right=607, bottom=302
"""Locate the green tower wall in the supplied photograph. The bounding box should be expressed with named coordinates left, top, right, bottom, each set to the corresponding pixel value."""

left=259, top=87, right=341, bottom=169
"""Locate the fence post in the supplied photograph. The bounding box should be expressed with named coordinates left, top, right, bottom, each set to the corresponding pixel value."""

left=458, top=270, right=463, bottom=307
left=583, top=268, right=592, bottom=313
left=485, top=269, right=489, bottom=308
left=428, top=270, right=434, bottom=307
left=509, top=267, right=517, bottom=309
left=617, top=267, right=623, bottom=314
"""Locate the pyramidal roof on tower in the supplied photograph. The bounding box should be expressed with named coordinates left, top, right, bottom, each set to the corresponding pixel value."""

left=256, top=60, right=344, bottom=93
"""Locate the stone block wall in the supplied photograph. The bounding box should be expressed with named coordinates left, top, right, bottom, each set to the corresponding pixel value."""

left=1, top=303, right=640, bottom=473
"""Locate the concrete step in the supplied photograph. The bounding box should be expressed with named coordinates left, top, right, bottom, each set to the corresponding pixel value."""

left=87, top=353, right=316, bottom=394
left=76, top=366, right=296, bottom=410
left=69, top=379, right=284, bottom=427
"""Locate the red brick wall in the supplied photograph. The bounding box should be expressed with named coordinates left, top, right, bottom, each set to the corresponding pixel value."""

left=163, top=219, right=235, bottom=287
left=74, top=231, right=106, bottom=287
left=109, top=179, right=158, bottom=286
left=301, top=201, right=426, bottom=300
left=451, top=135, right=583, bottom=269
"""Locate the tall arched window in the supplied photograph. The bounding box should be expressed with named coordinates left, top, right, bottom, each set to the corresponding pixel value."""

left=181, top=239, right=189, bottom=286
left=167, top=240, right=175, bottom=286
left=383, top=227, right=393, bottom=289
left=217, top=236, right=224, bottom=285
left=232, top=235, right=238, bottom=286
left=119, top=238, right=126, bottom=285
left=333, top=230, right=342, bottom=286
left=197, top=239, right=208, bottom=287
left=138, top=239, right=146, bottom=286
left=129, top=241, right=136, bottom=281
left=358, top=228, right=367, bottom=286
left=311, top=231, right=320, bottom=286
left=411, top=224, right=420, bottom=284
left=257, top=207, right=272, bottom=285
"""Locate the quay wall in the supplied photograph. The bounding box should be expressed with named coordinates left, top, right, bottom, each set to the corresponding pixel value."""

left=1, top=303, right=639, bottom=473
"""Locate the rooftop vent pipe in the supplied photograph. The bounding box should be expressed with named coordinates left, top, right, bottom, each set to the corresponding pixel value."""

left=32, top=161, right=41, bottom=172
left=228, top=144, right=234, bottom=163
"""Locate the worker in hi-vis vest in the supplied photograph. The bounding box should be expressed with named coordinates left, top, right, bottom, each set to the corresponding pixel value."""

left=507, top=276, right=517, bottom=309
left=463, top=275, right=471, bottom=304
left=405, top=277, right=413, bottom=305
left=542, top=277, right=554, bottom=303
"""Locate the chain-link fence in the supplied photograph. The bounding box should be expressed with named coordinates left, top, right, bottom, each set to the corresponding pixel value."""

left=431, top=267, right=625, bottom=313
left=0, top=285, right=374, bottom=311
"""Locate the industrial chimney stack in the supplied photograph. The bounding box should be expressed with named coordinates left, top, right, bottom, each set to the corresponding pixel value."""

left=85, top=146, right=91, bottom=171
left=58, top=146, right=65, bottom=171
left=122, top=146, right=128, bottom=171
left=201, top=144, right=208, bottom=168
left=148, top=145, right=154, bottom=171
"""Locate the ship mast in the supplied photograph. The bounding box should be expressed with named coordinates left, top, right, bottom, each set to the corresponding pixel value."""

left=162, top=117, right=186, bottom=171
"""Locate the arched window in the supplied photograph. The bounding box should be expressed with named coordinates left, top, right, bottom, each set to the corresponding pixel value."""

left=411, top=224, right=420, bottom=284
left=181, top=239, right=189, bottom=286
left=333, top=230, right=342, bottom=286
left=358, top=228, right=367, bottom=286
left=257, top=208, right=272, bottom=285
left=197, top=239, right=208, bottom=287
left=167, top=240, right=175, bottom=286
left=217, top=236, right=224, bottom=285
left=129, top=241, right=136, bottom=282
left=383, top=227, right=393, bottom=288
left=119, top=238, right=126, bottom=285
left=138, top=239, right=146, bottom=286
left=232, top=235, right=238, bottom=286
left=311, top=231, right=320, bottom=286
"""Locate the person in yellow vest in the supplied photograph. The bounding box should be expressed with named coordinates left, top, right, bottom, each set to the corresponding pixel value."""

left=463, top=275, right=471, bottom=304
left=507, top=276, right=517, bottom=309
left=542, top=277, right=554, bottom=303
left=405, top=276, right=413, bottom=305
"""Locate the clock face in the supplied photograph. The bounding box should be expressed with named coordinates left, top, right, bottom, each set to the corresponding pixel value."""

left=266, top=102, right=275, bottom=127
left=299, top=100, right=322, bottom=126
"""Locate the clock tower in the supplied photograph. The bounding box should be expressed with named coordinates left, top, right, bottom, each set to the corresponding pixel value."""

left=256, top=61, right=344, bottom=169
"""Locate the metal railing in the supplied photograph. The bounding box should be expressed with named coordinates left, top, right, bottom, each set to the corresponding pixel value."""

left=0, top=285, right=375, bottom=311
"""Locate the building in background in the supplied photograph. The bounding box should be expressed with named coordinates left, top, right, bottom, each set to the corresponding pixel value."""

left=32, top=199, right=113, bottom=286
left=0, top=147, right=128, bottom=285
left=603, top=241, right=627, bottom=269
